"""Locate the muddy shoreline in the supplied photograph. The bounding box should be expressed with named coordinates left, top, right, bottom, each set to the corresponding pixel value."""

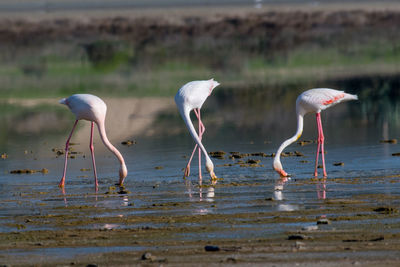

left=1, top=175, right=400, bottom=266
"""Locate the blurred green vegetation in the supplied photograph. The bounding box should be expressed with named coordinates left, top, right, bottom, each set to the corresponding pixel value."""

left=0, top=35, right=399, bottom=98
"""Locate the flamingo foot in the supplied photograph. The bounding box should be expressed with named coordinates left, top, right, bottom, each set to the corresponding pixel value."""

left=58, top=178, right=65, bottom=188
left=314, top=171, right=318, bottom=177
left=183, top=165, right=191, bottom=179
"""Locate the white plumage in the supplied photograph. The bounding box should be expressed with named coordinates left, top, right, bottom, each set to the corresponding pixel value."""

left=175, top=79, right=220, bottom=183
left=59, top=94, right=127, bottom=189
left=297, top=88, right=358, bottom=114
left=274, top=88, right=358, bottom=177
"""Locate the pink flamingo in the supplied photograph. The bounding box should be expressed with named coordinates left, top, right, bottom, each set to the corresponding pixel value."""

left=59, top=94, right=128, bottom=189
left=273, top=88, right=358, bottom=177
left=175, top=79, right=220, bottom=184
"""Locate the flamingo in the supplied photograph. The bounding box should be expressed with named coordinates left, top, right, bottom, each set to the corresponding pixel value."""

left=58, top=94, right=128, bottom=189
left=175, top=79, right=220, bottom=184
left=273, top=88, right=358, bottom=177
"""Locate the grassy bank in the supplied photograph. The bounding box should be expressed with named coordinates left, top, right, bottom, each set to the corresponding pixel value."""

left=0, top=10, right=399, bottom=98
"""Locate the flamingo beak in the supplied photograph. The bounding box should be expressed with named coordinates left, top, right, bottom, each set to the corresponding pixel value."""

left=210, top=171, right=218, bottom=184
left=277, top=169, right=289, bottom=177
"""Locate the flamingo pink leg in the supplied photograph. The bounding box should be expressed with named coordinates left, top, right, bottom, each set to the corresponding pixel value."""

left=196, top=108, right=203, bottom=181
left=89, top=122, right=99, bottom=190
left=59, top=120, right=78, bottom=188
left=183, top=108, right=205, bottom=181
left=314, top=113, right=327, bottom=177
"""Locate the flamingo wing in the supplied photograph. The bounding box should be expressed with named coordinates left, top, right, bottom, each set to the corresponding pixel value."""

left=299, top=88, right=358, bottom=113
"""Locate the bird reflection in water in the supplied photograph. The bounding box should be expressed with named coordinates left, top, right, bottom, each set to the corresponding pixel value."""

left=273, top=176, right=299, bottom=211
left=60, top=185, right=129, bottom=209
left=185, top=179, right=215, bottom=215
left=316, top=177, right=327, bottom=200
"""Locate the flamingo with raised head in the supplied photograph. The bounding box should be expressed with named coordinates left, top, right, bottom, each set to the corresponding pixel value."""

left=59, top=94, right=127, bottom=189
left=175, top=79, right=220, bottom=184
left=273, top=88, right=358, bottom=177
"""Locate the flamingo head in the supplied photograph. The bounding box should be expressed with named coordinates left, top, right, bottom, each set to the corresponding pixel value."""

left=209, top=78, right=220, bottom=95
left=118, top=163, right=128, bottom=185
left=205, top=158, right=217, bottom=182
left=273, top=159, right=288, bottom=177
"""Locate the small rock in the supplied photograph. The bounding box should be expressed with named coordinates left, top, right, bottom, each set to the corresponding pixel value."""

left=333, top=162, right=344, bottom=166
left=121, top=140, right=136, bottom=146
left=250, top=152, right=267, bottom=157
left=391, top=153, right=400, bottom=157
left=380, top=139, right=397, bottom=144
left=154, top=166, right=163, bottom=170
left=302, top=225, right=318, bottom=231
left=86, top=264, right=98, bottom=267
left=288, top=234, right=306, bottom=240
left=141, top=252, right=156, bottom=261
left=373, top=207, right=398, bottom=214
left=246, top=159, right=261, bottom=164
left=209, top=151, right=226, bottom=159
left=317, top=218, right=331, bottom=224
left=205, top=245, right=220, bottom=251
left=294, top=151, right=304, bottom=157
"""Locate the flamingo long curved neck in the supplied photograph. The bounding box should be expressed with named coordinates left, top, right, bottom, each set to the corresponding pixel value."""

left=274, top=113, right=304, bottom=170
left=181, top=107, right=212, bottom=162
left=96, top=120, right=127, bottom=183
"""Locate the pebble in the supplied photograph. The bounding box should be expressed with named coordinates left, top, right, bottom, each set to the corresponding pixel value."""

left=333, top=162, right=344, bottom=166
left=121, top=140, right=136, bottom=146
left=380, top=139, right=397, bottom=144
left=288, top=234, right=306, bottom=240
left=204, top=245, right=220, bottom=251
left=317, top=218, right=331, bottom=224
left=302, top=225, right=318, bottom=231
left=141, top=252, right=156, bottom=260
left=373, top=207, right=398, bottom=214
left=10, top=168, right=49, bottom=174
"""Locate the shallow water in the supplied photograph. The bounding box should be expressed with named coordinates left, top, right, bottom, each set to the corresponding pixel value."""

left=0, top=89, right=400, bottom=261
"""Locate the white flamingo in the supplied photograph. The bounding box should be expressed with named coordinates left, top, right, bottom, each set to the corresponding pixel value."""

left=273, top=88, right=358, bottom=177
left=59, top=94, right=127, bottom=189
left=175, top=79, right=220, bottom=184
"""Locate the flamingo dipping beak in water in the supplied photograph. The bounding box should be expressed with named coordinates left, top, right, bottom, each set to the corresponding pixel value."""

left=59, top=94, right=127, bottom=190
left=273, top=88, right=358, bottom=177
left=175, top=78, right=220, bottom=184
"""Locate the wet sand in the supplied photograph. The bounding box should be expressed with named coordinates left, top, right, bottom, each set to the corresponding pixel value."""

left=1, top=174, right=400, bottom=266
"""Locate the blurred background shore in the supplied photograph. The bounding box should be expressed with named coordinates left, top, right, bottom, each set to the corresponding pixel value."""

left=0, top=0, right=399, bottom=149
